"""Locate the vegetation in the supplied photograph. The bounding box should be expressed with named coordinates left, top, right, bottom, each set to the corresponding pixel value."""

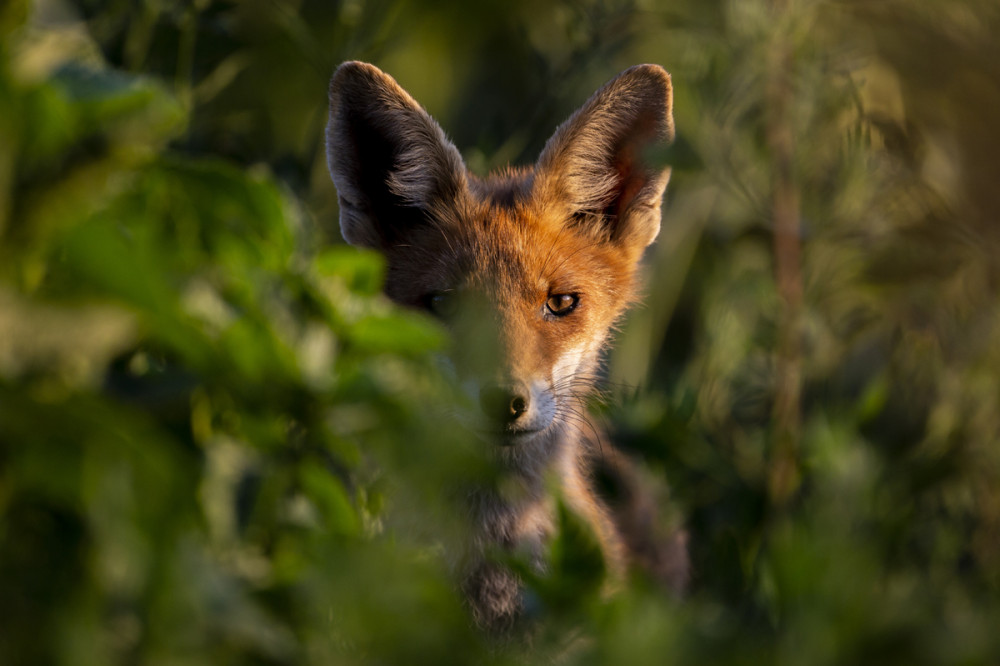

left=2, top=0, right=1000, bottom=662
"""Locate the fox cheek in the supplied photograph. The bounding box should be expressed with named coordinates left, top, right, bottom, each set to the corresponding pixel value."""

left=550, top=344, right=589, bottom=393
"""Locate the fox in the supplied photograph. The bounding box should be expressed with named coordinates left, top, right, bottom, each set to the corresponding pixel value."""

left=325, top=61, right=688, bottom=631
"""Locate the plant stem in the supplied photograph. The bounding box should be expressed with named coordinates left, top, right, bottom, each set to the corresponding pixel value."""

left=767, top=0, right=803, bottom=507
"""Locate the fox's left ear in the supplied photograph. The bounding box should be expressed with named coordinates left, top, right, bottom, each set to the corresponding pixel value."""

left=326, top=61, right=467, bottom=250
left=536, top=65, right=674, bottom=255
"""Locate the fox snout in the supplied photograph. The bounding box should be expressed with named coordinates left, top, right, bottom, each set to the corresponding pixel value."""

left=476, top=378, right=557, bottom=443
left=478, top=384, right=527, bottom=426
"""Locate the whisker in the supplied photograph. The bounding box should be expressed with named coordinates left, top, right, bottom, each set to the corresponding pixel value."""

left=555, top=404, right=608, bottom=460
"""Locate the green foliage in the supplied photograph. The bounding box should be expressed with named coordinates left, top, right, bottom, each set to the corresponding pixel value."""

left=2, top=0, right=1000, bottom=663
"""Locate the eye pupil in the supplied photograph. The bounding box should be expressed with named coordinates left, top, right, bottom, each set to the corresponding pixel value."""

left=546, top=293, right=578, bottom=316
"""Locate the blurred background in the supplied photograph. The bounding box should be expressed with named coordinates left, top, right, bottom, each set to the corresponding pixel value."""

left=3, top=0, right=1000, bottom=662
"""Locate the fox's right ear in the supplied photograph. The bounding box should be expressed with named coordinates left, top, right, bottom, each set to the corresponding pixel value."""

left=536, top=65, right=674, bottom=258
left=326, top=62, right=467, bottom=249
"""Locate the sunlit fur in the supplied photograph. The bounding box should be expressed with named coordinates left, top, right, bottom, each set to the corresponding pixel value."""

left=327, top=61, right=688, bottom=631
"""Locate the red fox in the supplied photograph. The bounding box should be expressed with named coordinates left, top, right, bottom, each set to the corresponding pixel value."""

left=326, top=62, right=688, bottom=630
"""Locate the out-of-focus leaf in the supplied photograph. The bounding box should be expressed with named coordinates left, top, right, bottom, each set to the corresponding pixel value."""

left=17, top=64, right=184, bottom=174
left=58, top=215, right=176, bottom=313
left=299, top=463, right=358, bottom=536
left=350, top=311, right=446, bottom=355
left=314, top=246, right=385, bottom=296
left=513, top=497, right=607, bottom=624
left=0, top=287, right=135, bottom=385
left=0, top=0, right=28, bottom=39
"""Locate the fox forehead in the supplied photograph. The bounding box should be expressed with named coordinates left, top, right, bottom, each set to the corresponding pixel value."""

left=382, top=173, right=637, bottom=312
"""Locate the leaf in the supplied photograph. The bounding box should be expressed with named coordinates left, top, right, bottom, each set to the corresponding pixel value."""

left=313, top=247, right=385, bottom=296
left=299, top=464, right=359, bottom=536
left=511, top=497, right=608, bottom=620
left=548, top=498, right=607, bottom=600
left=0, top=287, right=136, bottom=386
left=53, top=63, right=184, bottom=146
left=350, top=311, right=446, bottom=355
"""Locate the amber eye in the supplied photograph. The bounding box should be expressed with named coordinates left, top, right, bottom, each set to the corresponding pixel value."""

left=545, top=293, right=578, bottom=317
left=426, top=290, right=459, bottom=318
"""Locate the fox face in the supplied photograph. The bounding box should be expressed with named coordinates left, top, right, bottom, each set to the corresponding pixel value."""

left=326, top=62, right=682, bottom=629
left=326, top=62, right=673, bottom=472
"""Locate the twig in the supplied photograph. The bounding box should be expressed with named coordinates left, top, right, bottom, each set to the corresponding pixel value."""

left=766, top=0, right=803, bottom=507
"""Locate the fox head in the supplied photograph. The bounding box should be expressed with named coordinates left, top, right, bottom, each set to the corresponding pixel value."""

left=326, top=62, right=673, bottom=477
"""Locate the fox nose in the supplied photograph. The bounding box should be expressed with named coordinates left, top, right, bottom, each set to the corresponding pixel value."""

left=479, top=385, right=529, bottom=425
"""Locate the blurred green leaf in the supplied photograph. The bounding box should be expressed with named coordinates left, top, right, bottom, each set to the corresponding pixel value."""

left=350, top=311, right=446, bottom=355
left=314, top=246, right=385, bottom=296
left=298, top=462, right=358, bottom=536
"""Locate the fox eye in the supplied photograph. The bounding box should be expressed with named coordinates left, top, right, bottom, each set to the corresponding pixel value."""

left=545, top=293, right=578, bottom=317
left=425, top=290, right=458, bottom=318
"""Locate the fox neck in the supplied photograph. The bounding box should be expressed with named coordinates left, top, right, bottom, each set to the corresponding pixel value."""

left=470, top=426, right=566, bottom=554
left=462, top=407, right=628, bottom=630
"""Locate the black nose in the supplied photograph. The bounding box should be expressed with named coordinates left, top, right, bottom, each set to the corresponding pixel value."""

left=479, top=385, right=529, bottom=425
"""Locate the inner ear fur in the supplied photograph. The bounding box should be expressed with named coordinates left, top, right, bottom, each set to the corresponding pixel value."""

left=535, top=64, right=674, bottom=253
left=326, top=61, right=467, bottom=249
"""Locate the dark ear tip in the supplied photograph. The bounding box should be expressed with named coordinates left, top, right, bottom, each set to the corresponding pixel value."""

left=618, top=64, right=674, bottom=142
left=621, top=64, right=673, bottom=107
left=329, top=61, right=390, bottom=97
left=627, top=63, right=672, bottom=86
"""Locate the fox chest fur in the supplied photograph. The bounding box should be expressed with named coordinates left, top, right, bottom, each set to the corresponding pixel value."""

left=326, top=61, right=687, bottom=631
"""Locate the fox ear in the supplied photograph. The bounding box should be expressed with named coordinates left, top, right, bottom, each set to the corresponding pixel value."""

left=326, top=61, right=467, bottom=249
left=536, top=65, right=674, bottom=254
